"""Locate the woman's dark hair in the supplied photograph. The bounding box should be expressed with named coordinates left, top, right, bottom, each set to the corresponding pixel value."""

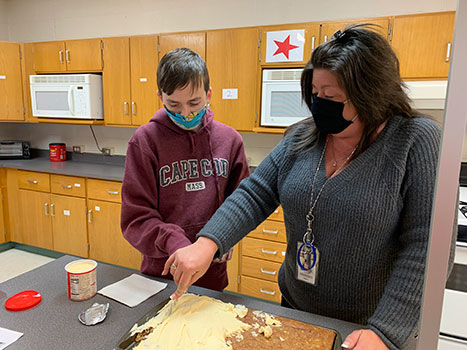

left=286, top=24, right=415, bottom=155
left=157, top=48, right=210, bottom=95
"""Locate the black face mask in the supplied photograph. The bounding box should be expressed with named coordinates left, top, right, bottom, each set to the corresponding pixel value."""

left=311, top=95, right=355, bottom=134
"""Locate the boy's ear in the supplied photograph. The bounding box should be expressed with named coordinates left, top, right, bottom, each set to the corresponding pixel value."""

left=156, top=90, right=163, bottom=102
left=206, top=87, right=212, bottom=104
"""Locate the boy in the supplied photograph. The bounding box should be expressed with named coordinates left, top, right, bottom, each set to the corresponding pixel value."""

left=121, top=48, right=249, bottom=291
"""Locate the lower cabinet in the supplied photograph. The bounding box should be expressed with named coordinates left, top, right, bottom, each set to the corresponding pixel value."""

left=238, top=207, right=286, bottom=303
left=0, top=187, right=6, bottom=244
left=17, top=171, right=88, bottom=256
left=87, top=179, right=142, bottom=270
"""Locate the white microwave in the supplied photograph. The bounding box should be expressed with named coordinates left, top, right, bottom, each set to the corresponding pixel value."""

left=30, top=74, right=103, bottom=119
left=260, top=68, right=311, bottom=127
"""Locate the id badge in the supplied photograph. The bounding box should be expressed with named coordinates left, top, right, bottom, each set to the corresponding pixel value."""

left=296, top=241, right=319, bottom=285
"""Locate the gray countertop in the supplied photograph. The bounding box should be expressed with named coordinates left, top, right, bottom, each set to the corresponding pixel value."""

left=0, top=152, right=125, bottom=181
left=0, top=255, right=360, bottom=349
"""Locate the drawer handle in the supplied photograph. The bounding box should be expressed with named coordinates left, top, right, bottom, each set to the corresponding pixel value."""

left=27, top=179, right=38, bottom=184
left=262, top=229, right=278, bottom=234
left=261, top=249, right=277, bottom=255
left=61, top=184, right=73, bottom=189
left=273, top=209, right=279, bottom=214
left=259, top=288, right=276, bottom=296
left=107, top=190, right=119, bottom=195
left=260, top=268, right=277, bottom=275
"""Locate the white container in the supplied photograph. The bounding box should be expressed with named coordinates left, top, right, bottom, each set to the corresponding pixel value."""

left=65, top=259, right=97, bottom=301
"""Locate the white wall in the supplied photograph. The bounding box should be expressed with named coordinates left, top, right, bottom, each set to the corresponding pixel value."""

left=0, top=0, right=8, bottom=40
left=0, top=0, right=458, bottom=165
left=5, top=0, right=457, bottom=42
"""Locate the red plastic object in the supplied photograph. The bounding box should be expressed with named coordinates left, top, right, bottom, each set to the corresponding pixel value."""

left=5, top=290, right=42, bottom=311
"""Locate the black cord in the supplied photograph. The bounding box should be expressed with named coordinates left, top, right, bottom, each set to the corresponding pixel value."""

left=89, top=125, right=104, bottom=153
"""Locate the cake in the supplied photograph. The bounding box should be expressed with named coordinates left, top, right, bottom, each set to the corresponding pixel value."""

left=129, top=293, right=336, bottom=350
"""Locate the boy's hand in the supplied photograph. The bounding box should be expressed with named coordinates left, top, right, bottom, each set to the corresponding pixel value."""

left=162, top=237, right=218, bottom=299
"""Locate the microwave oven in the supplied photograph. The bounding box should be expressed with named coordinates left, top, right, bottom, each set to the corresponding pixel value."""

left=30, top=74, right=103, bottom=119
left=260, top=68, right=311, bottom=127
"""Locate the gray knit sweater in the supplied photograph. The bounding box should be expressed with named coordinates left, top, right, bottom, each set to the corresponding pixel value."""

left=197, top=115, right=448, bottom=349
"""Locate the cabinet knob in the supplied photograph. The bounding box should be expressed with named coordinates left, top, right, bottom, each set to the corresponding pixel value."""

left=259, top=288, right=276, bottom=296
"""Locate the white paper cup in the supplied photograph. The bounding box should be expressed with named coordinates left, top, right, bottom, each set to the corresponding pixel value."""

left=65, top=259, right=97, bottom=301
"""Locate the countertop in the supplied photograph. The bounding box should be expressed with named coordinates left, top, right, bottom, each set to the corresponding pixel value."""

left=0, top=151, right=126, bottom=181
left=0, top=255, right=360, bottom=349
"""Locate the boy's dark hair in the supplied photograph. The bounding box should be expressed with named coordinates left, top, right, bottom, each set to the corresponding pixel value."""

left=157, top=48, right=210, bottom=95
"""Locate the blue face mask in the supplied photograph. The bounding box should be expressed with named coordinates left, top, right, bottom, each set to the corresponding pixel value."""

left=164, top=105, right=207, bottom=130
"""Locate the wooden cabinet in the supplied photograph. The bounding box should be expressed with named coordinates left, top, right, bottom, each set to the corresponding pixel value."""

left=207, top=28, right=258, bottom=132
left=87, top=179, right=142, bottom=270
left=32, top=39, right=102, bottom=73
left=159, top=32, right=206, bottom=61
left=259, top=23, right=321, bottom=67
left=0, top=187, right=5, bottom=244
left=102, top=35, right=159, bottom=126
left=319, top=18, right=390, bottom=43
left=0, top=41, right=25, bottom=121
left=390, top=12, right=455, bottom=79
left=238, top=207, right=286, bottom=303
left=16, top=171, right=88, bottom=256
left=225, top=242, right=240, bottom=293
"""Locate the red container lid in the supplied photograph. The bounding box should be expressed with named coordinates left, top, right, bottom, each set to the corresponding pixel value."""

left=5, top=290, right=42, bottom=311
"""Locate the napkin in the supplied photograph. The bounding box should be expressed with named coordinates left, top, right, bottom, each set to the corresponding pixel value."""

left=0, top=327, right=23, bottom=350
left=98, top=274, right=167, bottom=308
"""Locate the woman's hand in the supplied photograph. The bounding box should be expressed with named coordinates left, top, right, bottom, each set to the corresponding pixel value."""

left=342, top=329, right=389, bottom=350
left=162, top=237, right=219, bottom=299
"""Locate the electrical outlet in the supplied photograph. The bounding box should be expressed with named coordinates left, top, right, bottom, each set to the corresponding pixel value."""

left=72, top=145, right=85, bottom=153
left=102, top=147, right=115, bottom=156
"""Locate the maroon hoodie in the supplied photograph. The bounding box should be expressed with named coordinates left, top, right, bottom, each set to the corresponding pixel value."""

left=121, top=108, right=249, bottom=291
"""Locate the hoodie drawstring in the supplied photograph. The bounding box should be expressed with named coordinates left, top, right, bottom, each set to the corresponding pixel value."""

left=206, top=127, right=223, bottom=208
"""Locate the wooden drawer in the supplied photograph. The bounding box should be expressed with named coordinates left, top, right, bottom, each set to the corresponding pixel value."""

left=18, top=170, right=50, bottom=192
left=240, top=275, right=281, bottom=303
left=242, top=237, right=286, bottom=263
left=50, top=174, right=86, bottom=197
left=87, top=178, right=122, bottom=203
left=242, top=256, right=281, bottom=282
left=268, top=206, right=284, bottom=222
left=248, top=220, right=286, bottom=243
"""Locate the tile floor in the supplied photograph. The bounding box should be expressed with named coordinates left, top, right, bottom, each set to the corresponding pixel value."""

left=0, top=249, right=55, bottom=283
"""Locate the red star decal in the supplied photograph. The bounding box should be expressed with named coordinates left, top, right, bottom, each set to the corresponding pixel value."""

left=273, top=35, right=299, bottom=59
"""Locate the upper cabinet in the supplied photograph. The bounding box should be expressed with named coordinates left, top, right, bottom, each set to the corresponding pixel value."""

left=259, top=23, right=320, bottom=67
left=102, top=35, right=159, bottom=126
left=390, top=11, right=455, bottom=80
left=320, top=18, right=390, bottom=42
left=207, top=28, right=259, bottom=132
left=32, top=38, right=103, bottom=73
left=158, top=32, right=206, bottom=61
left=0, top=41, right=25, bottom=121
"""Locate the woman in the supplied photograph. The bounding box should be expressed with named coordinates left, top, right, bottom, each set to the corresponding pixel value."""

left=163, top=25, right=452, bottom=350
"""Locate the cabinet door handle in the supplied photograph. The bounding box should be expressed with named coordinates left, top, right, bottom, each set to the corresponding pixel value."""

left=262, top=229, right=278, bottom=234
left=65, top=49, right=70, bottom=63
left=311, top=36, right=316, bottom=51
left=88, top=209, right=92, bottom=223
left=107, top=190, right=119, bottom=195
left=259, top=288, right=276, bottom=296
left=61, top=184, right=73, bottom=189
left=27, top=179, right=38, bottom=184
left=261, top=249, right=277, bottom=255
left=50, top=203, right=55, bottom=217
left=260, top=268, right=277, bottom=275
left=131, top=101, right=136, bottom=115
left=446, top=42, right=452, bottom=62
left=59, top=50, right=64, bottom=64
left=324, top=34, right=328, bottom=42
left=124, top=101, right=129, bottom=115
left=44, top=203, right=49, bottom=216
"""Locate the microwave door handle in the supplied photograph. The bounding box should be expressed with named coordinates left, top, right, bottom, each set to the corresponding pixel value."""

left=67, top=86, right=75, bottom=116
